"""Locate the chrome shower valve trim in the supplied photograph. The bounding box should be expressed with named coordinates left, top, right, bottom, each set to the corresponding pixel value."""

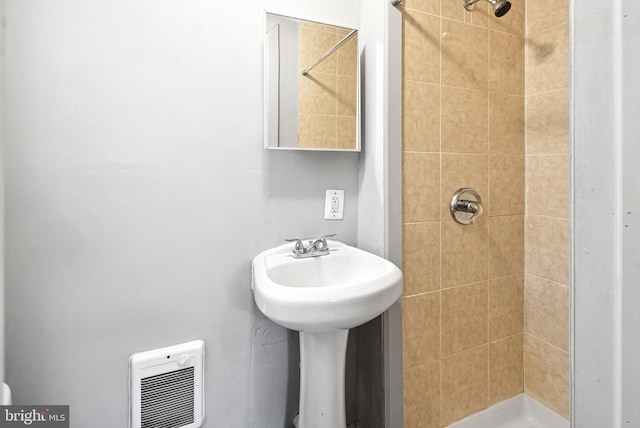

left=450, top=188, right=484, bottom=225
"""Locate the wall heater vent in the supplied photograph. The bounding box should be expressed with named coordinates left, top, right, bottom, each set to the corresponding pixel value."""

left=130, top=340, right=204, bottom=428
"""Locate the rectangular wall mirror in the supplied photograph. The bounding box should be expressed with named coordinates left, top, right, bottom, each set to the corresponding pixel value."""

left=264, top=12, right=360, bottom=151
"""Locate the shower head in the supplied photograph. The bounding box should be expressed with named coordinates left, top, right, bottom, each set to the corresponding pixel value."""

left=463, top=0, right=512, bottom=18
left=490, top=0, right=511, bottom=17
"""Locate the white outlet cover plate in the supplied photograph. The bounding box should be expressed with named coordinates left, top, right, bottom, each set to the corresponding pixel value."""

left=324, top=189, right=344, bottom=220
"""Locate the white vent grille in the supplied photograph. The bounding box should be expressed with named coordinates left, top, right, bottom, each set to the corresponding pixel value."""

left=130, top=340, right=204, bottom=428
left=141, top=367, right=194, bottom=428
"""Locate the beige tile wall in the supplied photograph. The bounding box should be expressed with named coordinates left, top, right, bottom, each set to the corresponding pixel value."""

left=297, top=23, right=358, bottom=149
left=524, top=0, right=570, bottom=418
left=401, top=1, right=526, bottom=425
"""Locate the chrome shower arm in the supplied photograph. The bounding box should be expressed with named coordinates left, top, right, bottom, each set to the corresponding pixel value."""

left=463, top=0, right=481, bottom=11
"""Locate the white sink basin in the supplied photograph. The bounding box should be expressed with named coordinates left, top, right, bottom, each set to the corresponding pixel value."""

left=252, top=240, right=403, bottom=332
left=252, top=239, right=403, bottom=428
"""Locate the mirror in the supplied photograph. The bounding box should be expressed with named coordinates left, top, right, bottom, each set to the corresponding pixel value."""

left=264, top=13, right=360, bottom=151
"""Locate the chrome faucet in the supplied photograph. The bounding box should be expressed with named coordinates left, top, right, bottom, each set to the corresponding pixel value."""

left=285, top=234, right=336, bottom=258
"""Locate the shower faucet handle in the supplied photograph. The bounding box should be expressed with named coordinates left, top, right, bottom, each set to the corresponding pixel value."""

left=450, top=188, right=484, bottom=225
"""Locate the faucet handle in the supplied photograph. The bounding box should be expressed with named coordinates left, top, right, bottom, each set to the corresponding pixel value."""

left=285, top=238, right=305, bottom=254
left=313, top=233, right=336, bottom=251
left=467, top=201, right=483, bottom=224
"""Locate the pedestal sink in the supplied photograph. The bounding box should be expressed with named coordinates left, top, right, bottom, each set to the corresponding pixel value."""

left=251, top=240, right=403, bottom=428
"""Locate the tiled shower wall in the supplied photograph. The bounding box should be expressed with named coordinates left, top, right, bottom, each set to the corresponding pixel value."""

left=297, top=22, right=358, bottom=149
left=401, top=0, right=526, bottom=426
left=401, top=0, right=571, bottom=425
left=523, top=0, right=570, bottom=418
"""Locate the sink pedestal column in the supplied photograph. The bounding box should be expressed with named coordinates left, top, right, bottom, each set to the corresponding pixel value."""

left=298, top=330, right=349, bottom=428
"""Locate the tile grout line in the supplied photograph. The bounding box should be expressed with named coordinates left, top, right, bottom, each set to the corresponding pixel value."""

left=524, top=272, right=570, bottom=289
left=523, top=0, right=530, bottom=345
left=438, top=5, right=444, bottom=425
left=523, top=331, right=570, bottom=355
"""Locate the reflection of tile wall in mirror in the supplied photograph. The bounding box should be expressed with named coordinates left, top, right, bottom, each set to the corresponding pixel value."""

left=298, top=23, right=358, bottom=150
left=263, top=13, right=359, bottom=151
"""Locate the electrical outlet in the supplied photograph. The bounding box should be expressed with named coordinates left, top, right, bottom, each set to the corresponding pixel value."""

left=324, top=190, right=344, bottom=220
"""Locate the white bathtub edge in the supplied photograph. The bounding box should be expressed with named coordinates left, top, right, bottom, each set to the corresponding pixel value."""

left=446, top=394, right=568, bottom=428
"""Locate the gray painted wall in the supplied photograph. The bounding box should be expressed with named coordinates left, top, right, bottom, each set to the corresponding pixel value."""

left=3, top=0, right=362, bottom=426
left=619, top=2, right=640, bottom=424
left=356, top=1, right=403, bottom=426
left=572, top=0, right=640, bottom=425
left=0, top=0, right=5, bottom=393
left=571, top=0, right=617, bottom=419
